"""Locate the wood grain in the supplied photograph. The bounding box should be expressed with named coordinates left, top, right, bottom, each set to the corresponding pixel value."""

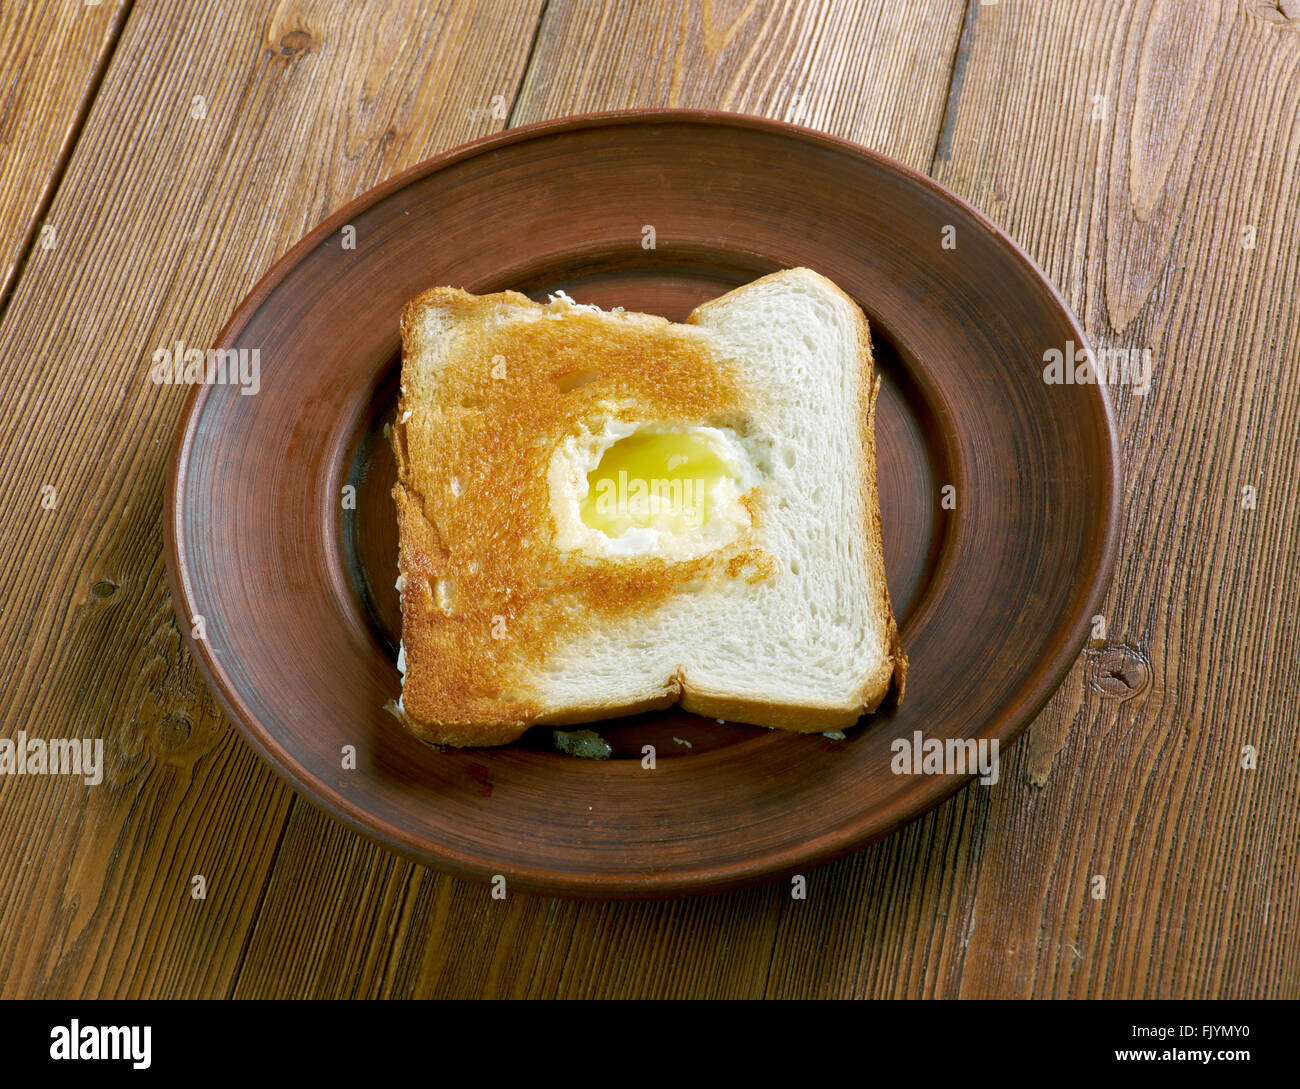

left=2, top=0, right=1297, bottom=999
left=512, top=0, right=968, bottom=172
left=0, top=0, right=130, bottom=305
left=0, top=0, right=545, bottom=998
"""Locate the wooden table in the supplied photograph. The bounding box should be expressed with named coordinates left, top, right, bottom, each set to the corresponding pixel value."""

left=2, top=0, right=1296, bottom=1000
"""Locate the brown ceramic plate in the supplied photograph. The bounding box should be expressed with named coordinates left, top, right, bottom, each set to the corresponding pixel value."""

left=166, top=110, right=1120, bottom=898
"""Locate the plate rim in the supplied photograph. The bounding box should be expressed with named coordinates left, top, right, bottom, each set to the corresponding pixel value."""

left=164, top=108, right=1123, bottom=897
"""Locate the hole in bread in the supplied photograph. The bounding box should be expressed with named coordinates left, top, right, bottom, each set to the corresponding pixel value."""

left=450, top=476, right=463, bottom=497
left=435, top=576, right=455, bottom=613
left=789, top=557, right=801, bottom=575
left=461, top=395, right=484, bottom=409
left=781, top=447, right=796, bottom=468
left=552, top=368, right=602, bottom=393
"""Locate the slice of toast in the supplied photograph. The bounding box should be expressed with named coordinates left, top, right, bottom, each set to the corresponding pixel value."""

left=390, top=267, right=906, bottom=747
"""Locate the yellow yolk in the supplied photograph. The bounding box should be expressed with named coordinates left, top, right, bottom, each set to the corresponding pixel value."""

left=580, top=431, right=735, bottom=537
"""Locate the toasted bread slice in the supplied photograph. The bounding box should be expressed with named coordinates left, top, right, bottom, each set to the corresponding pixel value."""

left=390, top=267, right=906, bottom=747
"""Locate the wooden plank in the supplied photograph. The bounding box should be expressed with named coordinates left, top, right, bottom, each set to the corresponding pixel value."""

left=922, top=0, right=1300, bottom=998
left=512, top=0, right=969, bottom=172
left=0, top=0, right=130, bottom=305
left=231, top=0, right=970, bottom=1000
left=230, top=807, right=415, bottom=999
left=0, top=0, right=546, bottom=998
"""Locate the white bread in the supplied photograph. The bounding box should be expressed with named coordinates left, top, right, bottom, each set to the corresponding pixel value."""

left=390, top=267, right=906, bottom=747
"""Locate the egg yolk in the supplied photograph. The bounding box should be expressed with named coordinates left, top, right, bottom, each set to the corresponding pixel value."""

left=580, top=431, right=735, bottom=537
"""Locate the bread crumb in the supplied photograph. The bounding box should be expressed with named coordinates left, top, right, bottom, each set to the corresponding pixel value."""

left=822, top=730, right=846, bottom=741
left=672, top=736, right=693, bottom=748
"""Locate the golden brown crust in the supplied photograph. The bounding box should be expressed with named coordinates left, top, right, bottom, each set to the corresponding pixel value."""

left=680, top=690, right=868, bottom=732
left=392, top=287, right=762, bottom=745
left=858, top=367, right=908, bottom=713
